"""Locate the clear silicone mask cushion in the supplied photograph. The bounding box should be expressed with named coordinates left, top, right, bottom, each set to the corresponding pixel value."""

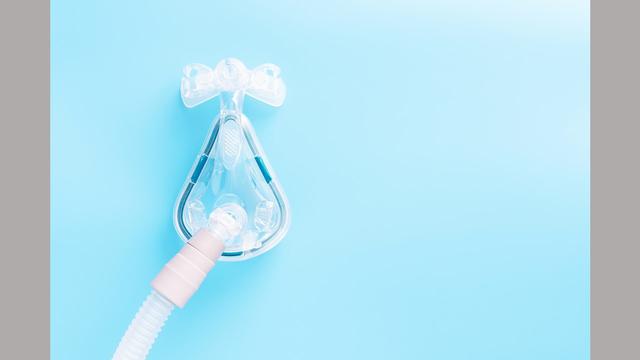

left=175, top=58, right=291, bottom=261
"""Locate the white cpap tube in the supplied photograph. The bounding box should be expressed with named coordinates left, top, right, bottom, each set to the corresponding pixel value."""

left=112, top=204, right=247, bottom=360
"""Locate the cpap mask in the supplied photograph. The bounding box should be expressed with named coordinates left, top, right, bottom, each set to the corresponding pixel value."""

left=175, top=58, right=290, bottom=261
left=112, top=58, right=290, bottom=360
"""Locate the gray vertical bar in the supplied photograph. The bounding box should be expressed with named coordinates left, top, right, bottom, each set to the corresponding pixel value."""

left=0, top=0, right=50, bottom=358
left=592, top=0, right=640, bottom=359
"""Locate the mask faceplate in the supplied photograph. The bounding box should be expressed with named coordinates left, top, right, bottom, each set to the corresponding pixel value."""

left=174, top=59, right=290, bottom=261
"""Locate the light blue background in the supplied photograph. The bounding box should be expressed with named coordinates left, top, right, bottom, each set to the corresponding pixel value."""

left=52, top=1, right=589, bottom=359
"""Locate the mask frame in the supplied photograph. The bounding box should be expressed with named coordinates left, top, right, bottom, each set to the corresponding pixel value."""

left=174, top=58, right=291, bottom=261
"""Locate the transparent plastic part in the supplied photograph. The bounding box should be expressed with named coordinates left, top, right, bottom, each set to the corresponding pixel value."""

left=175, top=58, right=290, bottom=261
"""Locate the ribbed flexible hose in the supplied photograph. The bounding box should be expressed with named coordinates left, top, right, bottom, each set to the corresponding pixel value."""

left=112, top=290, right=175, bottom=360
left=112, top=204, right=245, bottom=359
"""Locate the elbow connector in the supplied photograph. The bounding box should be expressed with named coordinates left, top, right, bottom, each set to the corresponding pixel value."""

left=152, top=203, right=247, bottom=308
